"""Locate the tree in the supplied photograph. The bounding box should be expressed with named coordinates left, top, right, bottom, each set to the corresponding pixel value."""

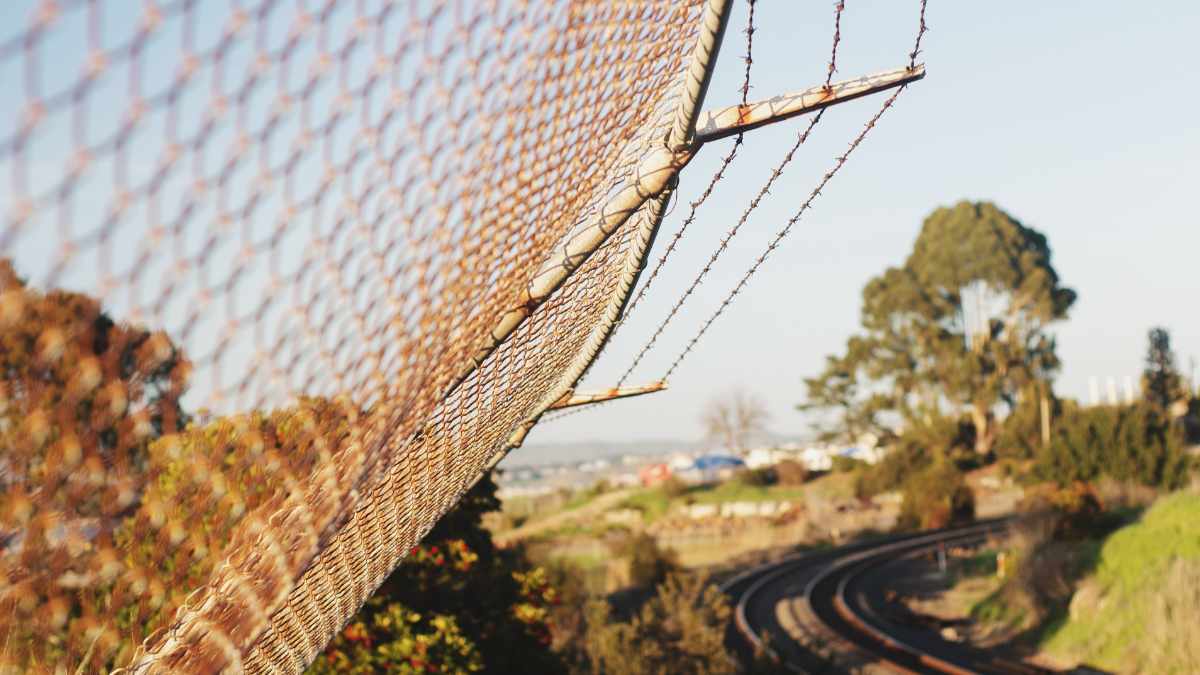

left=701, top=389, right=769, bottom=452
left=802, top=202, right=1076, bottom=455
left=0, top=259, right=191, bottom=668
left=0, top=259, right=190, bottom=520
left=1142, top=327, right=1185, bottom=412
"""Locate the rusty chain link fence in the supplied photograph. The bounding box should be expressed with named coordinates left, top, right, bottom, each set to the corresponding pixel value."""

left=0, top=0, right=925, bottom=672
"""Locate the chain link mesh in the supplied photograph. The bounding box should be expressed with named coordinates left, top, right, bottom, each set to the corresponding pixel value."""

left=0, top=1, right=706, bottom=672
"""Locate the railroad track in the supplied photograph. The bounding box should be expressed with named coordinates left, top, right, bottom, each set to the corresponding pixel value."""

left=723, top=519, right=1053, bottom=674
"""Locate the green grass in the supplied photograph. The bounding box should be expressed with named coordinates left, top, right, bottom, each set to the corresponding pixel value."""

left=561, top=490, right=596, bottom=511
left=687, top=482, right=808, bottom=504
left=618, top=480, right=814, bottom=523
left=957, top=549, right=1000, bottom=578
left=1041, top=491, right=1200, bottom=672
left=620, top=487, right=673, bottom=522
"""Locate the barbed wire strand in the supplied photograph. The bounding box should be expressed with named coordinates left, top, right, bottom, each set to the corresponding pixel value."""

left=541, top=0, right=763, bottom=426
left=613, top=0, right=847, bottom=389
left=614, top=0, right=758, bottom=328
left=660, top=0, right=928, bottom=382
left=826, top=2, right=844, bottom=88
left=909, top=0, right=929, bottom=70
left=546, top=0, right=929, bottom=426
left=661, top=88, right=909, bottom=382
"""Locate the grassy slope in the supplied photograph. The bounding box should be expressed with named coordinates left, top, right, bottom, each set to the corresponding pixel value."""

left=620, top=472, right=856, bottom=524
left=1042, top=491, right=1200, bottom=672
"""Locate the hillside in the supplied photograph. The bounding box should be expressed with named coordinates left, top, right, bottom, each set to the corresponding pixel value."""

left=1043, top=491, right=1200, bottom=673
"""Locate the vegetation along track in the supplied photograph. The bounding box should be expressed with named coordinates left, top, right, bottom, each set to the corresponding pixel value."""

left=723, top=519, right=1054, bottom=674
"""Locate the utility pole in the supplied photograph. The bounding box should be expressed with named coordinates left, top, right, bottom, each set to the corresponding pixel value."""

left=1039, top=381, right=1051, bottom=448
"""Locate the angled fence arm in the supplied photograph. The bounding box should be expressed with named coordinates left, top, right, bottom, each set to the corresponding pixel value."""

left=693, top=65, right=925, bottom=145
left=452, top=66, right=924, bottom=398
left=548, top=381, right=667, bottom=411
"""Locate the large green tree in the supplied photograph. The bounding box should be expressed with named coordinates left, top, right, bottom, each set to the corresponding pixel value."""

left=802, top=201, right=1076, bottom=455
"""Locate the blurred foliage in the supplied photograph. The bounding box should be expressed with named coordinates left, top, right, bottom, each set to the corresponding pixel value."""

left=994, top=385, right=1057, bottom=460
left=617, top=532, right=679, bottom=590
left=312, top=473, right=565, bottom=674
left=896, top=459, right=975, bottom=530
left=0, top=260, right=191, bottom=667
left=735, top=466, right=776, bottom=488
left=772, top=459, right=809, bottom=486
left=854, top=415, right=974, bottom=498
left=1042, top=492, right=1200, bottom=673
left=582, top=573, right=736, bottom=675
left=1141, top=326, right=1186, bottom=412
left=112, top=397, right=358, bottom=657
left=1035, top=401, right=1190, bottom=489
left=660, top=475, right=690, bottom=499
left=307, top=605, right=482, bottom=675
left=830, top=455, right=866, bottom=474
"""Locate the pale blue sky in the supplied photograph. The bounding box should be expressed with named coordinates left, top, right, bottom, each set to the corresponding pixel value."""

left=531, top=1, right=1200, bottom=445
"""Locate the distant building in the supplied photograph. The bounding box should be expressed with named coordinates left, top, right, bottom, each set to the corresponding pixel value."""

left=611, top=471, right=642, bottom=488
left=639, top=463, right=671, bottom=486
left=667, top=453, right=695, bottom=472
left=799, top=446, right=834, bottom=471
left=745, top=447, right=793, bottom=469
left=795, top=433, right=883, bottom=471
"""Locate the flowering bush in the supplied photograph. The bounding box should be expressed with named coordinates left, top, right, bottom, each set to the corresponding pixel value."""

left=308, top=604, right=482, bottom=674
left=308, top=474, right=565, bottom=674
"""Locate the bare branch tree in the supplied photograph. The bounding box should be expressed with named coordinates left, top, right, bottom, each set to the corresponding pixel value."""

left=701, top=389, right=770, bottom=452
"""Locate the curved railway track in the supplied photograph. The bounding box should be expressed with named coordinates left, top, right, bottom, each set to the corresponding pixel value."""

left=723, top=519, right=1053, bottom=674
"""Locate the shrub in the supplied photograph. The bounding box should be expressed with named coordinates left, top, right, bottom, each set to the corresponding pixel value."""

left=307, top=605, right=483, bottom=675
left=995, top=388, right=1056, bottom=459
left=617, top=532, right=680, bottom=589
left=583, top=573, right=737, bottom=675
left=1035, top=402, right=1190, bottom=489
left=311, top=474, right=565, bottom=674
left=855, top=415, right=976, bottom=498
left=773, top=459, right=809, bottom=486
left=831, top=455, right=866, bottom=474
left=896, top=461, right=975, bottom=530
left=661, top=475, right=690, bottom=498
left=736, top=466, right=776, bottom=487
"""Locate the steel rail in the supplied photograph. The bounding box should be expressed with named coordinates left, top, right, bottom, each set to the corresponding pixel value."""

left=722, top=527, right=962, bottom=671
left=727, top=520, right=1032, bottom=674
left=820, top=530, right=1051, bottom=675
left=810, top=525, right=1003, bottom=674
